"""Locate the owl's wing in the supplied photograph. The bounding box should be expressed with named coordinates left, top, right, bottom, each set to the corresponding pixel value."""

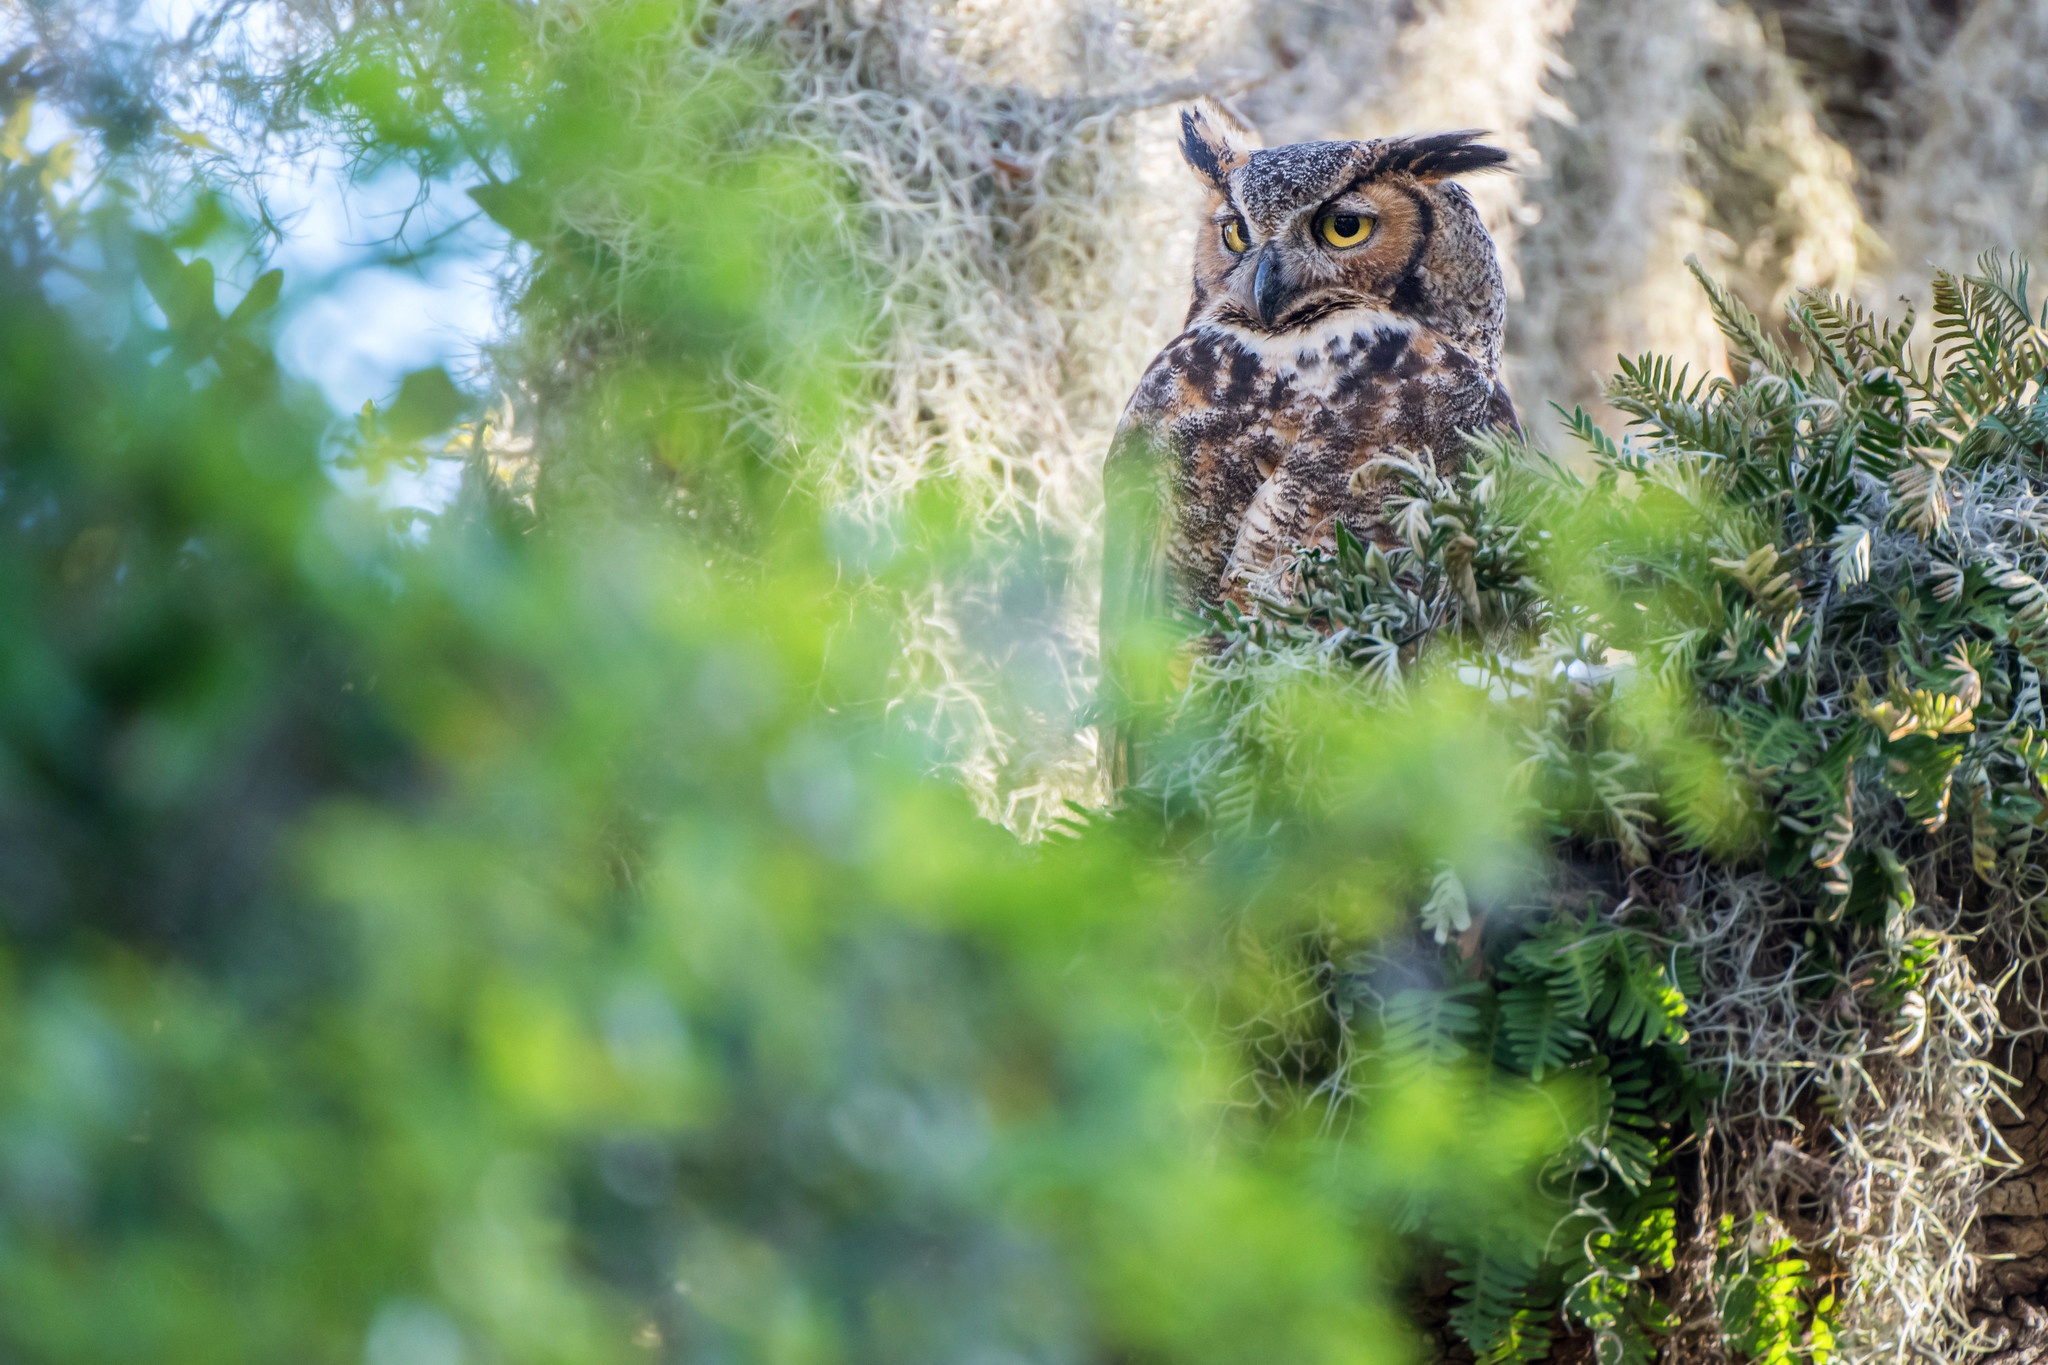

left=1486, top=378, right=1523, bottom=438
left=1098, top=414, right=1179, bottom=792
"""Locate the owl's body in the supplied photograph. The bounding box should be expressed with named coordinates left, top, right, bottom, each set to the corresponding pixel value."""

left=1117, top=309, right=1517, bottom=609
left=1100, top=107, right=1518, bottom=780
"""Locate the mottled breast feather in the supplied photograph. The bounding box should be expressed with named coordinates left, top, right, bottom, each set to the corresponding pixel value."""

left=1107, top=314, right=1514, bottom=613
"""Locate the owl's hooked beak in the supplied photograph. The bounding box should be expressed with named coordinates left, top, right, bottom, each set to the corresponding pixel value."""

left=1252, top=244, right=1294, bottom=330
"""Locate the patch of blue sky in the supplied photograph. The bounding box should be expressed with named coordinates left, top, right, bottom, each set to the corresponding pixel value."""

left=115, top=0, right=514, bottom=511
left=267, top=151, right=509, bottom=415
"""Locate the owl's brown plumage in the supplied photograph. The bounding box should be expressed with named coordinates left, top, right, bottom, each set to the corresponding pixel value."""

left=1101, top=103, right=1519, bottom=782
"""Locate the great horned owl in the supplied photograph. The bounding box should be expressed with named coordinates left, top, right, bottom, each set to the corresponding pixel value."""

left=1100, top=102, right=1518, bottom=781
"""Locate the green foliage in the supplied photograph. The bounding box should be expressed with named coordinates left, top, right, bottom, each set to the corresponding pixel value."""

left=1446, top=1241, right=1548, bottom=1364
left=1597, top=254, right=2048, bottom=923
left=1429, top=913, right=1701, bottom=1364
left=1716, top=1217, right=1839, bottom=1365
left=1383, top=980, right=1489, bottom=1072
left=1174, top=248, right=2048, bottom=1359
left=295, top=0, right=863, bottom=528
left=0, top=30, right=1575, bottom=1365
left=1203, top=441, right=1560, bottom=693
left=8, top=7, right=2040, bottom=1359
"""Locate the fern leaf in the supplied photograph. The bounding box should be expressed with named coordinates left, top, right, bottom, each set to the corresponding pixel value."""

left=1383, top=982, right=1489, bottom=1071
left=1448, top=1241, right=1548, bottom=1363
left=1499, top=977, right=1589, bottom=1080
left=1827, top=522, right=1871, bottom=589
left=1593, top=944, right=1690, bottom=1047
left=1688, top=256, right=1798, bottom=379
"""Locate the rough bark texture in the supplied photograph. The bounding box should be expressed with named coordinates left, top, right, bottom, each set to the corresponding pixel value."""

left=1975, top=1017, right=2048, bottom=1361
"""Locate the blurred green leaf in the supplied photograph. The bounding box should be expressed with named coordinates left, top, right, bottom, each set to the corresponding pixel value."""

left=467, top=179, right=545, bottom=245
left=226, top=269, right=283, bottom=329
left=384, top=366, right=470, bottom=442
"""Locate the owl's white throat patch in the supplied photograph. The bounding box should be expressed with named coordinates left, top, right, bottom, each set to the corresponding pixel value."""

left=1200, top=310, right=1416, bottom=394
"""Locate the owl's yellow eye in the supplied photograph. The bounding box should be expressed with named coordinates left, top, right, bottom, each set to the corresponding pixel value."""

left=1318, top=212, right=1374, bottom=248
left=1220, top=219, right=1249, bottom=254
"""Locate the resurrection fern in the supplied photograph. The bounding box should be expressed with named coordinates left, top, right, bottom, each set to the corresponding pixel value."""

left=1382, top=981, right=1489, bottom=1075
left=1167, top=256, right=2048, bottom=1362
left=1447, top=1240, right=1550, bottom=1365
left=1716, top=1216, right=1839, bottom=1365
left=1379, top=911, right=1705, bottom=1364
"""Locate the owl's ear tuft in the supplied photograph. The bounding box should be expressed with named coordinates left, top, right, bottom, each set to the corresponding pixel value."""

left=1178, top=100, right=1255, bottom=191
left=1373, top=130, right=1511, bottom=182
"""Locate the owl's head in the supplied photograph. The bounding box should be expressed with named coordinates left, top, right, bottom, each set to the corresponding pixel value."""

left=1176, top=102, right=1511, bottom=364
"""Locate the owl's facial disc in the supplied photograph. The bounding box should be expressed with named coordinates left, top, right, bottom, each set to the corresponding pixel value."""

left=1178, top=123, right=1510, bottom=349
left=1221, top=185, right=1412, bottom=333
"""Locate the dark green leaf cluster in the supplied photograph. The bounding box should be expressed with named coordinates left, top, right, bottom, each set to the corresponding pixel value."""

left=1380, top=913, right=1704, bottom=1364
left=1585, top=257, right=2048, bottom=924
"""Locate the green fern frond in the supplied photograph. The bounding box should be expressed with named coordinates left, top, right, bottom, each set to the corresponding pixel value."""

left=1382, top=982, right=1490, bottom=1072
left=1716, top=1219, right=1833, bottom=1365
left=1688, top=255, right=1798, bottom=379
left=1448, top=1241, right=1551, bottom=1364
left=1497, top=977, right=1589, bottom=1081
